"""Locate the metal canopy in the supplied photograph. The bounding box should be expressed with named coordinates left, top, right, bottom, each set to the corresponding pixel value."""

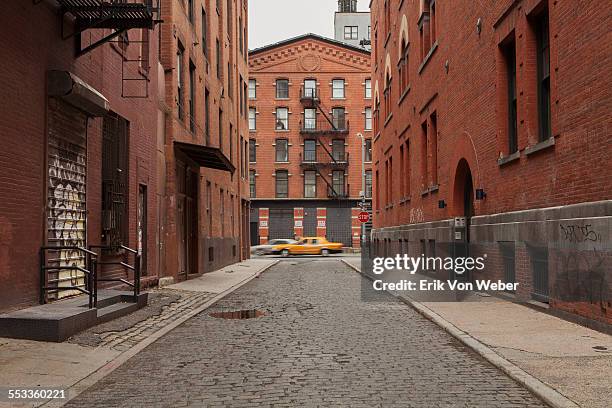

left=174, top=142, right=236, bottom=174
left=59, top=0, right=155, bottom=30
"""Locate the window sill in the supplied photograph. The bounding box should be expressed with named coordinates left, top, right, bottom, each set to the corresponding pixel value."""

left=274, top=161, right=289, bottom=164
left=275, top=129, right=290, bottom=132
left=398, top=85, right=411, bottom=105
left=429, top=184, right=439, bottom=194
left=418, top=41, right=439, bottom=75
left=497, top=150, right=520, bottom=166
left=525, top=137, right=555, bottom=156
left=275, top=98, right=290, bottom=101
left=384, top=113, right=393, bottom=127
left=399, top=196, right=411, bottom=205
left=331, top=97, right=347, bottom=100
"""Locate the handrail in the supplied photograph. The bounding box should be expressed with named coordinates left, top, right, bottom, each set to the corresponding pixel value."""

left=89, top=245, right=141, bottom=305
left=40, top=246, right=95, bottom=308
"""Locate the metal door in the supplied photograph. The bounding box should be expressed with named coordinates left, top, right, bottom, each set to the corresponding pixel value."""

left=47, top=99, right=88, bottom=299
left=268, top=208, right=294, bottom=240
left=303, top=208, right=317, bottom=237
left=326, top=207, right=351, bottom=247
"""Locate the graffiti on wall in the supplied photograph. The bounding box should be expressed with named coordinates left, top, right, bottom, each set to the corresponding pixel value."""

left=409, top=207, right=424, bottom=224
left=47, top=137, right=87, bottom=298
left=560, top=224, right=602, bottom=243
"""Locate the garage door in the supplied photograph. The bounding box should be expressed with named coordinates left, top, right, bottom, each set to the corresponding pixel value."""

left=268, top=208, right=294, bottom=240
left=326, top=207, right=351, bottom=247
left=303, top=208, right=317, bottom=237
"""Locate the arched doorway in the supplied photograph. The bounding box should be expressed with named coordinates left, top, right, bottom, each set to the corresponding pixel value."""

left=452, top=159, right=475, bottom=281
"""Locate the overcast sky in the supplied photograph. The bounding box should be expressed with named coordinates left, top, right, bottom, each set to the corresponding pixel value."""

left=248, top=0, right=370, bottom=50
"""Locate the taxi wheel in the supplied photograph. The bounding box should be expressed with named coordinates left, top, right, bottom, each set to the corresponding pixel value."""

left=282, top=249, right=290, bottom=257
left=321, top=248, right=330, bottom=257
left=255, top=249, right=265, bottom=256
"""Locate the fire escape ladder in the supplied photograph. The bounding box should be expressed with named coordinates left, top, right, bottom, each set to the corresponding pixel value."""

left=317, top=171, right=339, bottom=198
left=56, top=0, right=162, bottom=98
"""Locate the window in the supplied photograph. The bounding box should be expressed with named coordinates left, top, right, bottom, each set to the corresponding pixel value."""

left=303, top=79, right=317, bottom=98
left=430, top=111, right=438, bottom=185
left=304, top=170, right=316, bottom=198
left=384, top=1, right=391, bottom=40
left=249, top=170, right=256, bottom=197
left=102, top=114, right=129, bottom=248
left=344, top=26, right=358, bottom=40
left=239, top=16, right=243, bottom=54
left=399, top=40, right=410, bottom=93
left=275, top=139, right=288, bottom=162
left=404, top=139, right=411, bottom=196
left=421, top=121, right=428, bottom=188
left=365, top=79, right=372, bottom=98
left=535, top=11, right=551, bottom=141
left=332, top=171, right=345, bottom=196
left=189, top=61, right=196, bottom=132
left=177, top=44, right=184, bottom=120
left=365, top=107, right=372, bottom=130
left=202, top=8, right=208, bottom=57
left=206, top=181, right=212, bottom=236
left=384, top=73, right=391, bottom=119
left=188, top=0, right=194, bottom=23
left=304, top=139, right=316, bottom=162
left=248, top=107, right=256, bottom=130
left=226, top=0, right=232, bottom=35
left=276, top=107, right=289, bottom=130
left=218, top=108, right=223, bottom=150
left=275, top=170, right=288, bottom=198
left=365, top=170, right=372, bottom=198
left=375, top=170, right=380, bottom=210
left=239, top=76, right=244, bottom=116
left=248, top=79, right=256, bottom=99
left=276, top=79, right=289, bottom=99
left=332, top=79, right=345, bottom=98
left=365, top=139, right=372, bottom=162
left=332, top=107, right=346, bottom=130
left=204, top=88, right=210, bottom=144
left=419, top=0, right=435, bottom=60
left=502, top=36, right=518, bottom=153
left=249, top=139, right=256, bottom=162
left=216, top=38, right=221, bottom=79
left=220, top=189, right=225, bottom=236
left=304, top=108, right=316, bottom=130
left=332, top=139, right=345, bottom=161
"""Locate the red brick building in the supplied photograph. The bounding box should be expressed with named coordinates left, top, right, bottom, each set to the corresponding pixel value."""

left=370, top=0, right=611, bottom=327
left=248, top=34, right=371, bottom=248
left=0, top=0, right=162, bottom=311
left=159, top=0, right=250, bottom=281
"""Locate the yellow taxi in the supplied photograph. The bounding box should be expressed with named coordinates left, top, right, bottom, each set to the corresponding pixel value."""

left=272, top=237, right=343, bottom=256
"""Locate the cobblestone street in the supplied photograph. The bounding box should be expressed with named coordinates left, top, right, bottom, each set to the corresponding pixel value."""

left=65, top=259, right=546, bottom=407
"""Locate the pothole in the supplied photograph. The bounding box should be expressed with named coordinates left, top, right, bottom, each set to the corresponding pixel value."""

left=209, top=309, right=266, bottom=319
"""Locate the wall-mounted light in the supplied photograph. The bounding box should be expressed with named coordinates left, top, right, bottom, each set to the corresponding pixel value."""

left=476, top=189, right=486, bottom=200
left=438, top=200, right=447, bottom=209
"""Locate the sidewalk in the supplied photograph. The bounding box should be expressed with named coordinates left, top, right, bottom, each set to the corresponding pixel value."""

left=342, top=257, right=612, bottom=408
left=0, top=258, right=278, bottom=408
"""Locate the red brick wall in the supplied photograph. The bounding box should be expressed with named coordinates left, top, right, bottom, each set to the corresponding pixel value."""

left=248, top=36, right=371, bottom=201
left=160, top=0, right=249, bottom=279
left=370, top=0, right=612, bottom=228
left=0, top=1, right=160, bottom=311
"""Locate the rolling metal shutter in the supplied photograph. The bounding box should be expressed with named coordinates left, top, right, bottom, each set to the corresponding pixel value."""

left=268, top=208, right=294, bottom=240
left=326, top=207, right=351, bottom=247
left=47, top=99, right=88, bottom=299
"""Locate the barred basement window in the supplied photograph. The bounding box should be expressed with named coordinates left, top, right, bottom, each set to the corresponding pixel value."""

left=102, top=114, right=130, bottom=249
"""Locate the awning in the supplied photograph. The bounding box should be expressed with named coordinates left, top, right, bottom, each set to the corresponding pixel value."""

left=174, top=141, right=235, bottom=173
left=47, top=70, right=110, bottom=117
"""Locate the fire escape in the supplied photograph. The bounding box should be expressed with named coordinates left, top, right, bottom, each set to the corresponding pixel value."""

left=298, top=85, right=350, bottom=199
left=48, top=0, right=162, bottom=98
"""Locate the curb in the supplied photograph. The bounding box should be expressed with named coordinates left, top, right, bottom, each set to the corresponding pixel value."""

left=43, top=260, right=280, bottom=408
left=340, top=259, right=580, bottom=408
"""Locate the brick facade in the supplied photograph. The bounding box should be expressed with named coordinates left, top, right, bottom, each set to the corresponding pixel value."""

left=248, top=34, right=371, bottom=247
left=160, top=0, right=250, bottom=281
left=370, top=0, right=611, bottom=326
left=0, top=1, right=161, bottom=311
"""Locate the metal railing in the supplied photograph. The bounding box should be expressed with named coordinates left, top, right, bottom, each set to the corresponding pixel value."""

left=299, top=119, right=350, bottom=135
left=40, top=246, right=98, bottom=308
left=300, top=85, right=320, bottom=102
left=40, top=244, right=141, bottom=309
left=89, top=245, right=141, bottom=307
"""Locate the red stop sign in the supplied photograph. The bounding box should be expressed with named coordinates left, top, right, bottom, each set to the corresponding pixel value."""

left=358, top=211, right=370, bottom=223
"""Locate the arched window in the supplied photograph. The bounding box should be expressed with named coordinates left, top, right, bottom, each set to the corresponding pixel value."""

left=384, top=71, right=392, bottom=120
left=399, top=39, right=409, bottom=94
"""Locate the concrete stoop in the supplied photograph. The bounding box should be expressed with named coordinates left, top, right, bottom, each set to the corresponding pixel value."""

left=0, top=290, right=148, bottom=342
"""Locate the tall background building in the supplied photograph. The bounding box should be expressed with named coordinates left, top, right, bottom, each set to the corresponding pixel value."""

left=248, top=34, right=371, bottom=248
left=369, top=0, right=611, bottom=328
left=334, top=0, right=371, bottom=51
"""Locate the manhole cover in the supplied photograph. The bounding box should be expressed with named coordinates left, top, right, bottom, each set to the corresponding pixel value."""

left=209, top=309, right=266, bottom=319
